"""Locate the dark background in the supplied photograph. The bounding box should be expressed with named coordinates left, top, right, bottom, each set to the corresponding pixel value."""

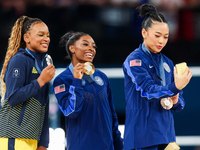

left=1, top=0, right=200, bottom=67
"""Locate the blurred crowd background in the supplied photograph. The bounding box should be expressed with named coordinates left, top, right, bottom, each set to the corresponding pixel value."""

left=1, top=0, right=200, bottom=67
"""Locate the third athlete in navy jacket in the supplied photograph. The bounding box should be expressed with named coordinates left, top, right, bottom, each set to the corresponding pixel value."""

left=123, top=4, right=192, bottom=150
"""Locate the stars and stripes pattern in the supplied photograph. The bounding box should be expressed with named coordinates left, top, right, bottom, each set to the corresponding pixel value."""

left=130, top=59, right=142, bottom=67
left=54, top=84, right=66, bottom=94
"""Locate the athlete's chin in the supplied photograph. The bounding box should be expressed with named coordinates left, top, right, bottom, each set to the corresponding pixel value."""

left=85, top=58, right=94, bottom=63
left=38, top=48, right=48, bottom=53
left=154, top=48, right=163, bottom=53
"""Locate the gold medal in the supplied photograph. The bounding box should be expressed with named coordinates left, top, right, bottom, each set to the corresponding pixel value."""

left=46, top=55, right=53, bottom=65
left=175, top=62, right=187, bottom=76
left=84, top=62, right=95, bottom=75
left=160, top=98, right=173, bottom=110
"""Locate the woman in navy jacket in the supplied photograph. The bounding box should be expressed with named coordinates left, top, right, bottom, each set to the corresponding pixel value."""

left=0, top=16, right=55, bottom=150
left=123, top=4, right=192, bottom=150
left=53, top=31, right=123, bottom=150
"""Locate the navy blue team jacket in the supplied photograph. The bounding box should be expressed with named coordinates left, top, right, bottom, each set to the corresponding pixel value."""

left=53, top=63, right=123, bottom=150
left=123, top=44, right=185, bottom=150
left=0, top=48, right=49, bottom=147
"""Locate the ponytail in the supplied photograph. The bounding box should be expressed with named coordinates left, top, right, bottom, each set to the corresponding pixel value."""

left=0, top=16, right=28, bottom=104
left=0, top=16, right=42, bottom=104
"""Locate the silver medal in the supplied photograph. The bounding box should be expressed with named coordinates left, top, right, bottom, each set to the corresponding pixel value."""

left=46, top=55, right=53, bottom=65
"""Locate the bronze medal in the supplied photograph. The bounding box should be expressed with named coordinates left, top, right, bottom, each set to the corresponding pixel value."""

left=160, top=98, right=173, bottom=110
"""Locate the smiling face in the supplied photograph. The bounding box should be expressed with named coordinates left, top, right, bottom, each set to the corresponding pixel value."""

left=69, top=35, right=97, bottom=65
left=24, top=22, right=50, bottom=53
left=142, top=22, right=169, bottom=53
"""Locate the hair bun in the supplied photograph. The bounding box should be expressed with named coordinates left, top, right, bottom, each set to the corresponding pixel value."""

left=139, top=4, right=157, bottom=18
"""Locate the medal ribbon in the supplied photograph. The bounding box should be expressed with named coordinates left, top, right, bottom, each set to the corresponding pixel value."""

left=25, top=48, right=48, bottom=74
left=69, top=63, right=94, bottom=86
left=142, top=43, right=166, bottom=86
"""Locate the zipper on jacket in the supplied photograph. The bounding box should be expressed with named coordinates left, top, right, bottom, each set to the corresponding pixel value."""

left=147, top=101, right=151, bottom=123
left=91, top=83, right=108, bottom=149
left=17, top=102, right=27, bottom=125
left=166, top=110, right=170, bottom=143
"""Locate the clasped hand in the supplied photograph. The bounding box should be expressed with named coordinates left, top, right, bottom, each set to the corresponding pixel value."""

left=73, top=63, right=85, bottom=79
left=37, top=64, right=56, bottom=87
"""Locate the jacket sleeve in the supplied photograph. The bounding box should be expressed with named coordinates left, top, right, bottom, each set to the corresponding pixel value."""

left=123, top=56, right=180, bottom=100
left=172, top=92, right=185, bottom=112
left=4, top=55, right=41, bottom=107
left=53, top=76, right=84, bottom=119
left=170, top=67, right=185, bottom=112
left=106, top=77, right=123, bottom=149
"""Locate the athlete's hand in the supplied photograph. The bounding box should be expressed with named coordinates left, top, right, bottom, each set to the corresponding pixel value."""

left=171, top=93, right=179, bottom=105
left=37, top=64, right=56, bottom=87
left=36, top=146, right=47, bottom=150
left=73, top=63, right=85, bottom=79
left=174, top=67, right=192, bottom=90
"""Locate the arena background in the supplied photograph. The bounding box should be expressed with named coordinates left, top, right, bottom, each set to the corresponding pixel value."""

left=0, top=0, right=200, bottom=149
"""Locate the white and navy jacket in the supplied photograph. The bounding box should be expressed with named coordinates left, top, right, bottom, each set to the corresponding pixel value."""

left=53, top=63, right=123, bottom=150
left=123, top=44, right=184, bottom=150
